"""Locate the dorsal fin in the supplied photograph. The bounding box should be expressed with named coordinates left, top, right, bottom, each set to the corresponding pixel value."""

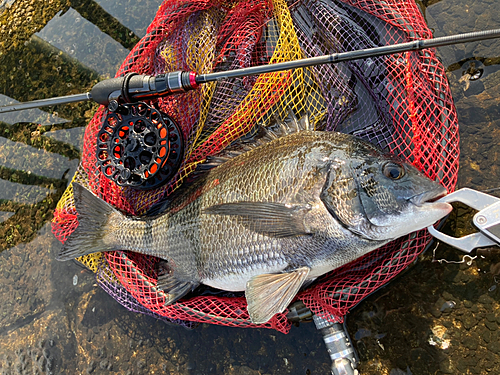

left=194, top=110, right=315, bottom=174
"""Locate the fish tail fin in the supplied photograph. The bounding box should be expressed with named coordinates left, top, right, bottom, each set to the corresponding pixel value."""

left=56, top=183, right=121, bottom=261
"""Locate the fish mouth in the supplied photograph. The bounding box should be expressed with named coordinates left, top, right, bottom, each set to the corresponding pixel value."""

left=409, top=186, right=451, bottom=211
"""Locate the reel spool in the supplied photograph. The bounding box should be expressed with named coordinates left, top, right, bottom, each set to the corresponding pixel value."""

left=96, top=102, right=183, bottom=189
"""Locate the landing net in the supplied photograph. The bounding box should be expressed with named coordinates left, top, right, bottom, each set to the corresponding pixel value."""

left=52, top=0, right=459, bottom=333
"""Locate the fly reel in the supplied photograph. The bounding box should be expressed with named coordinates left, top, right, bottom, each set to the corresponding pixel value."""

left=96, top=102, right=183, bottom=190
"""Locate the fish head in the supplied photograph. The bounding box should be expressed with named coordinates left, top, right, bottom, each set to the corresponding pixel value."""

left=320, top=141, right=452, bottom=241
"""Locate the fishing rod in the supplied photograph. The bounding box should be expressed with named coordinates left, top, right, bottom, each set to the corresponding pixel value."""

left=1, top=28, right=500, bottom=113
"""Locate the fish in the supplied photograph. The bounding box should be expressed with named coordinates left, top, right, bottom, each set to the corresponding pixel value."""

left=57, top=114, right=452, bottom=324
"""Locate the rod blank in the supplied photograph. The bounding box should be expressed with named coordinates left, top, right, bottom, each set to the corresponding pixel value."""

left=1, top=28, right=500, bottom=114
left=0, top=93, right=92, bottom=113
left=196, top=29, right=500, bottom=83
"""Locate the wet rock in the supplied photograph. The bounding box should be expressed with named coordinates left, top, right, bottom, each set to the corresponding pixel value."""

left=462, top=332, right=479, bottom=350
left=463, top=355, right=480, bottom=371
left=409, top=347, right=431, bottom=363
left=432, top=297, right=445, bottom=318
left=226, top=365, right=261, bottom=375
left=461, top=315, right=477, bottom=330
left=485, top=320, right=498, bottom=331
left=96, top=347, right=105, bottom=358
left=487, top=341, right=500, bottom=354
left=442, top=320, right=453, bottom=329
left=486, top=313, right=497, bottom=322
left=409, top=348, right=433, bottom=374
left=479, top=326, right=492, bottom=344
left=137, top=359, right=146, bottom=369
left=162, top=362, right=177, bottom=372
left=38, top=355, right=46, bottom=370
left=478, top=294, right=494, bottom=306
left=46, top=355, right=54, bottom=371
left=484, top=70, right=500, bottom=90
left=463, top=300, right=473, bottom=309
left=439, top=357, right=454, bottom=374
left=463, top=282, right=479, bottom=301
left=99, top=359, right=109, bottom=370
left=441, top=291, right=455, bottom=301
left=86, top=360, right=96, bottom=374
left=455, top=358, right=469, bottom=374
left=86, top=330, right=94, bottom=343
left=389, top=368, right=411, bottom=375
left=483, top=352, right=496, bottom=372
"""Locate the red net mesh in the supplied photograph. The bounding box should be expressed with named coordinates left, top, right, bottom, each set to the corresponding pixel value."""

left=52, top=0, right=459, bottom=334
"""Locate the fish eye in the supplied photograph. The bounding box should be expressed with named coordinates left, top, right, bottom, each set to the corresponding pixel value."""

left=383, top=162, right=405, bottom=180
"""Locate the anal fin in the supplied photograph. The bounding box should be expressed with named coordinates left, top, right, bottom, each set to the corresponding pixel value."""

left=157, top=261, right=198, bottom=304
left=245, top=266, right=310, bottom=324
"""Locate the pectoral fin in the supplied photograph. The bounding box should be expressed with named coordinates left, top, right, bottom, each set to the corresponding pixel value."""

left=204, top=202, right=311, bottom=238
left=245, top=266, right=310, bottom=324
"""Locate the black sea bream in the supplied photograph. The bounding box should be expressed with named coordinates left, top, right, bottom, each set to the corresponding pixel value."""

left=58, top=116, right=451, bottom=324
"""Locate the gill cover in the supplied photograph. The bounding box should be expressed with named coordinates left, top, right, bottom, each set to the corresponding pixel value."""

left=353, top=159, right=408, bottom=227
left=320, top=159, right=374, bottom=239
left=320, top=149, right=448, bottom=241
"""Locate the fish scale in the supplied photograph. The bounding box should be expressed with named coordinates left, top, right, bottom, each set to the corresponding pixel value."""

left=58, top=124, right=451, bottom=324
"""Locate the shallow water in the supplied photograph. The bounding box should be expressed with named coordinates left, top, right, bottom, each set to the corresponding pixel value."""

left=1, top=0, right=500, bottom=374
